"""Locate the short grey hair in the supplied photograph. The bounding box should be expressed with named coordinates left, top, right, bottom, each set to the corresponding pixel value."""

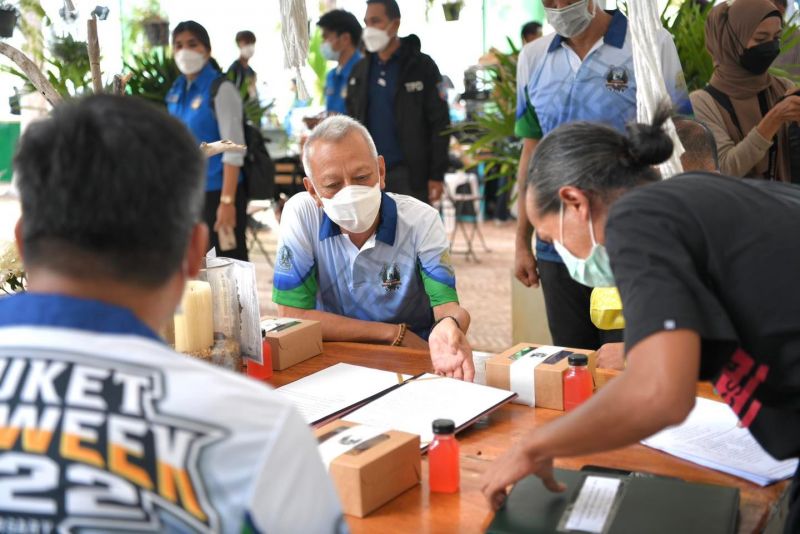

left=302, top=115, right=378, bottom=178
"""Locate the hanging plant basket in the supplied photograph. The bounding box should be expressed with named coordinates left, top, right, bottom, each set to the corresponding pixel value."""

left=442, top=1, right=464, bottom=22
left=143, top=17, right=170, bottom=47
left=0, top=7, right=17, bottom=38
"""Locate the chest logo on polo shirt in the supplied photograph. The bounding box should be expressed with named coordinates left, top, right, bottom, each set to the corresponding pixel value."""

left=277, top=246, right=293, bottom=271
left=380, top=263, right=402, bottom=293
left=190, top=95, right=203, bottom=109
left=605, top=66, right=629, bottom=93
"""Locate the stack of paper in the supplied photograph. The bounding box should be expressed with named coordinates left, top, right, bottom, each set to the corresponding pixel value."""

left=345, top=373, right=516, bottom=449
left=642, top=397, right=798, bottom=486
left=276, top=363, right=412, bottom=425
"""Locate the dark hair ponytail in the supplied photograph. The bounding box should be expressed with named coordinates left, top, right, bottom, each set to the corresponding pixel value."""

left=527, top=100, right=675, bottom=215
left=622, top=105, right=674, bottom=168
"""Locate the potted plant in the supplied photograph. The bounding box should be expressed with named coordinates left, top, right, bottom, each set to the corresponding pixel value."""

left=131, top=0, right=169, bottom=48
left=442, top=0, right=464, bottom=22
left=0, top=4, right=18, bottom=38
left=143, top=15, right=169, bottom=47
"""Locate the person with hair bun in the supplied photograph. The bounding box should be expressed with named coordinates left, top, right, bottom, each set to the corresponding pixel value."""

left=482, top=107, right=800, bottom=533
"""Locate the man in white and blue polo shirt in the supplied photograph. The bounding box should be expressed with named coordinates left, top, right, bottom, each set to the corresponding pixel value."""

left=0, top=95, right=344, bottom=533
left=273, top=115, right=474, bottom=381
left=513, top=0, right=691, bottom=350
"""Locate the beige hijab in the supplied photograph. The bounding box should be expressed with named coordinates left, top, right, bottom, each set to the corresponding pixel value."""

left=706, top=0, right=790, bottom=181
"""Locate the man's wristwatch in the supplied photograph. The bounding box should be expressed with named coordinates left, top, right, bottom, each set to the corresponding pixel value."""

left=220, top=194, right=234, bottom=206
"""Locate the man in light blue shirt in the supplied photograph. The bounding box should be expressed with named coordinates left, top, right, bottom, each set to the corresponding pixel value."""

left=318, top=9, right=363, bottom=114
left=273, top=115, right=474, bottom=380
left=513, top=0, right=691, bottom=350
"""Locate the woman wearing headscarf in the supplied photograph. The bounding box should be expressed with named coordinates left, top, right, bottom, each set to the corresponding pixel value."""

left=690, top=0, right=800, bottom=182
left=166, top=21, right=248, bottom=260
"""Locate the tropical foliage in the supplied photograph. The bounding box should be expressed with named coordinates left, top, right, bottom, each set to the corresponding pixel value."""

left=447, top=38, right=521, bottom=195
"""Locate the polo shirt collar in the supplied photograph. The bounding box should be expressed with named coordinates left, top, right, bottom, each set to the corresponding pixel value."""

left=547, top=10, right=627, bottom=53
left=0, top=292, right=161, bottom=341
left=319, top=192, right=397, bottom=246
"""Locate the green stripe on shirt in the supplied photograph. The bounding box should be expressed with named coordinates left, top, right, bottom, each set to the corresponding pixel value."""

left=515, top=93, right=543, bottom=139
left=272, top=268, right=318, bottom=309
left=420, top=268, right=459, bottom=307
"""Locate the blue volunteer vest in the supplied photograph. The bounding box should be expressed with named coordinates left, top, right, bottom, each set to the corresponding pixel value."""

left=166, top=62, right=225, bottom=191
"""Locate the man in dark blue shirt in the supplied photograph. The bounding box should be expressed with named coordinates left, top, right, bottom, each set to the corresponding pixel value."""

left=318, top=9, right=363, bottom=115
left=346, top=0, right=450, bottom=205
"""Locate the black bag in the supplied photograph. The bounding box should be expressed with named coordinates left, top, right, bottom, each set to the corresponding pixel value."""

left=210, top=77, right=275, bottom=200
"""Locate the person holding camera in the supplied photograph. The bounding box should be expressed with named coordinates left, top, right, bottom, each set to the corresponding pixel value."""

left=690, top=0, right=800, bottom=182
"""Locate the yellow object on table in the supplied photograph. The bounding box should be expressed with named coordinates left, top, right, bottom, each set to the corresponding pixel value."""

left=174, top=280, right=214, bottom=353
left=590, top=287, right=626, bottom=331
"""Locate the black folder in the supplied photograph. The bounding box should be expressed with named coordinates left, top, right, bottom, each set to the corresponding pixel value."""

left=486, top=468, right=739, bottom=534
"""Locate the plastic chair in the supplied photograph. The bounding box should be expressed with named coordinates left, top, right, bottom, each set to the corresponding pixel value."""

left=442, top=172, right=491, bottom=262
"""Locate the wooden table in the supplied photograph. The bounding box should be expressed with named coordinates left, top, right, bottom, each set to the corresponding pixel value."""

left=267, top=342, right=789, bottom=533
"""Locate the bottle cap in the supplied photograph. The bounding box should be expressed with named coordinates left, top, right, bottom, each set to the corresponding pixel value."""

left=568, top=354, right=589, bottom=366
left=432, top=419, right=456, bottom=435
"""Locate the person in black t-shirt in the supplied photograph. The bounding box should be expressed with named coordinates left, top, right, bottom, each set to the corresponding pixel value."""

left=481, top=106, right=800, bottom=533
left=227, top=30, right=257, bottom=98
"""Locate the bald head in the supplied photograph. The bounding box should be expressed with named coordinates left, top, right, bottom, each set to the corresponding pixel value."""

left=675, top=118, right=719, bottom=173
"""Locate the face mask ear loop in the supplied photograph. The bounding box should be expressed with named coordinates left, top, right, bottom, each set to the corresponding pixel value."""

left=559, top=202, right=566, bottom=245
left=587, top=206, right=599, bottom=247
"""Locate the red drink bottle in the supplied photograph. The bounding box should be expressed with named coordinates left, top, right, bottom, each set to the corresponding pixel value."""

left=428, top=419, right=460, bottom=493
left=563, top=354, right=593, bottom=412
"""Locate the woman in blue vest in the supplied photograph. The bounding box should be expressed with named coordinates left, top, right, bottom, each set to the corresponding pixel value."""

left=166, top=21, right=248, bottom=260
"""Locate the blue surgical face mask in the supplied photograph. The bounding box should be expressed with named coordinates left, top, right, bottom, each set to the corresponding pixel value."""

left=553, top=203, right=615, bottom=288
left=321, top=40, right=340, bottom=61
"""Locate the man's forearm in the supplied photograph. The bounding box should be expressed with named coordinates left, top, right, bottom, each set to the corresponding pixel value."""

left=516, top=139, right=537, bottom=251
left=523, top=331, right=700, bottom=460
left=221, top=164, right=240, bottom=198
left=277, top=305, right=397, bottom=344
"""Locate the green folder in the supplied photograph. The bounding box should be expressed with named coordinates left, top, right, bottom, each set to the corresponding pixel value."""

left=486, top=468, right=739, bottom=534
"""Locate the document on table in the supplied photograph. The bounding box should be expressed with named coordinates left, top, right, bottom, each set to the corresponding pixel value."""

left=344, top=373, right=516, bottom=449
left=276, top=363, right=413, bottom=425
left=563, top=476, right=622, bottom=534
left=642, top=397, right=799, bottom=486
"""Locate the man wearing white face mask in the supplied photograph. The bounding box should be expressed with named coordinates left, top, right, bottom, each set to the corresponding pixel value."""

left=345, top=0, right=451, bottom=206
left=273, top=115, right=475, bottom=381
left=227, top=30, right=257, bottom=98
left=317, top=9, right=363, bottom=115
left=512, top=0, right=692, bottom=351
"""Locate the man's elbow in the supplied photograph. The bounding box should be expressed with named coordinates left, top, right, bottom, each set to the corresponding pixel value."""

left=646, top=384, right=696, bottom=428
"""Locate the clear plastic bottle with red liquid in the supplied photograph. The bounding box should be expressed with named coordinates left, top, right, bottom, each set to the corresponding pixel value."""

left=428, top=419, right=460, bottom=493
left=563, top=354, right=593, bottom=412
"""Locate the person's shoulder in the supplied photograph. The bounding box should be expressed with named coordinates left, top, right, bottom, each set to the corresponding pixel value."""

left=775, top=75, right=796, bottom=92
left=522, top=34, right=556, bottom=64
left=612, top=174, right=723, bottom=215
left=391, top=193, right=441, bottom=226
left=284, top=192, right=321, bottom=221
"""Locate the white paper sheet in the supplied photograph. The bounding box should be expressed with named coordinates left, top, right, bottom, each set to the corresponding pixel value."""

left=642, top=397, right=799, bottom=486
left=344, top=373, right=516, bottom=448
left=276, top=363, right=410, bottom=425
left=564, top=476, right=621, bottom=533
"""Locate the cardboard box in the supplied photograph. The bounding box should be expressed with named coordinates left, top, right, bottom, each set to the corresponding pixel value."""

left=486, top=343, right=597, bottom=411
left=315, top=421, right=421, bottom=518
left=261, top=316, right=323, bottom=370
